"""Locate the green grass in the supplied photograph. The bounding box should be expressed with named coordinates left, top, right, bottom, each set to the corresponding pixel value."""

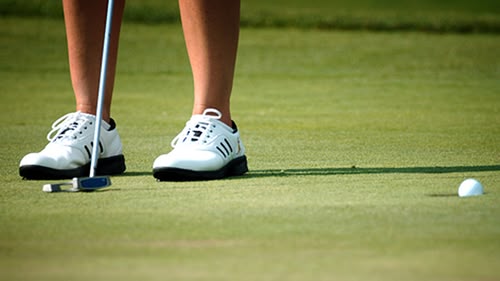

left=1, top=0, right=500, bottom=32
left=1, top=16, right=500, bottom=281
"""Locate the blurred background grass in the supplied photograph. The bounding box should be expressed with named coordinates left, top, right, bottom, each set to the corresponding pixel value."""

left=1, top=2, right=499, bottom=280
left=1, top=0, right=499, bottom=33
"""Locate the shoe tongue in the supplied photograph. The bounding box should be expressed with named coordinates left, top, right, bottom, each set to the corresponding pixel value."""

left=52, top=112, right=94, bottom=141
left=188, top=119, right=210, bottom=142
left=57, top=121, right=80, bottom=139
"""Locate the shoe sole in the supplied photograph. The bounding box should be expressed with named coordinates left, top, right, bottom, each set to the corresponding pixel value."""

left=153, top=155, right=248, bottom=181
left=19, top=155, right=126, bottom=180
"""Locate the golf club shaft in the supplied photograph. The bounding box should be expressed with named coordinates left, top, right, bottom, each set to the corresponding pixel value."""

left=90, top=0, right=115, bottom=178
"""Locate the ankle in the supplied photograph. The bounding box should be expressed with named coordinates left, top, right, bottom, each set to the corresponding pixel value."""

left=76, top=106, right=111, bottom=123
left=192, top=107, right=231, bottom=127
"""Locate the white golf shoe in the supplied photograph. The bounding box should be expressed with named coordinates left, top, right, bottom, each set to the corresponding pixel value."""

left=19, top=112, right=126, bottom=179
left=153, top=109, right=248, bottom=181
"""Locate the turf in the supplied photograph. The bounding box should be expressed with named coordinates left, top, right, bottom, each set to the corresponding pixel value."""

left=1, top=15, right=500, bottom=281
left=1, top=0, right=500, bottom=32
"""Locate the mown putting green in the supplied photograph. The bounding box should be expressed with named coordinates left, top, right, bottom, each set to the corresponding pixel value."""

left=0, top=10, right=499, bottom=281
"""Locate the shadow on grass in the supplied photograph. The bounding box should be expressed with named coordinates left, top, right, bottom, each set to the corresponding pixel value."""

left=243, top=165, right=500, bottom=179
left=117, top=165, right=500, bottom=180
left=119, top=171, right=152, bottom=177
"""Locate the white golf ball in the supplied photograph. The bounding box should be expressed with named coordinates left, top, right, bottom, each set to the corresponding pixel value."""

left=458, top=178, right=483, bottom=197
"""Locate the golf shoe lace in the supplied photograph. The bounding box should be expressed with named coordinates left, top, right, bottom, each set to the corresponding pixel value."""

left=47, top=112, right=93, bottom=142
left=170, top=108, right=222, bottom=148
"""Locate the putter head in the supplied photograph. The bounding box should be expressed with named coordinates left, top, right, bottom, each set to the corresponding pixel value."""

left=42, top=176, right=111, bottom=193
left=42, top=183, right=63, bottom=193
left=74, top=176, right=111, bottom=191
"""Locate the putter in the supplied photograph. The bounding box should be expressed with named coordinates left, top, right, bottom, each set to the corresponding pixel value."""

left=43, top=0, right=115, bottom=193
left=43, top=177, right=111, bottom=193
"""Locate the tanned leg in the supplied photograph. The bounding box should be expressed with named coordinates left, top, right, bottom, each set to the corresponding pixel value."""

left=62, top=0, right=125, bottom=122
left=179, top=0, right=240, bottom=126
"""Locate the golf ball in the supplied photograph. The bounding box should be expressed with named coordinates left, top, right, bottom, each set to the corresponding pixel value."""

left=458, top=178, right=483, bottom=197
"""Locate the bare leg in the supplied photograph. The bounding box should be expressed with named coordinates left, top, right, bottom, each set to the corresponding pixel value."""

left=63, top=0, right=125, bottom=123
left=179, top=0, right=240, bottom=126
